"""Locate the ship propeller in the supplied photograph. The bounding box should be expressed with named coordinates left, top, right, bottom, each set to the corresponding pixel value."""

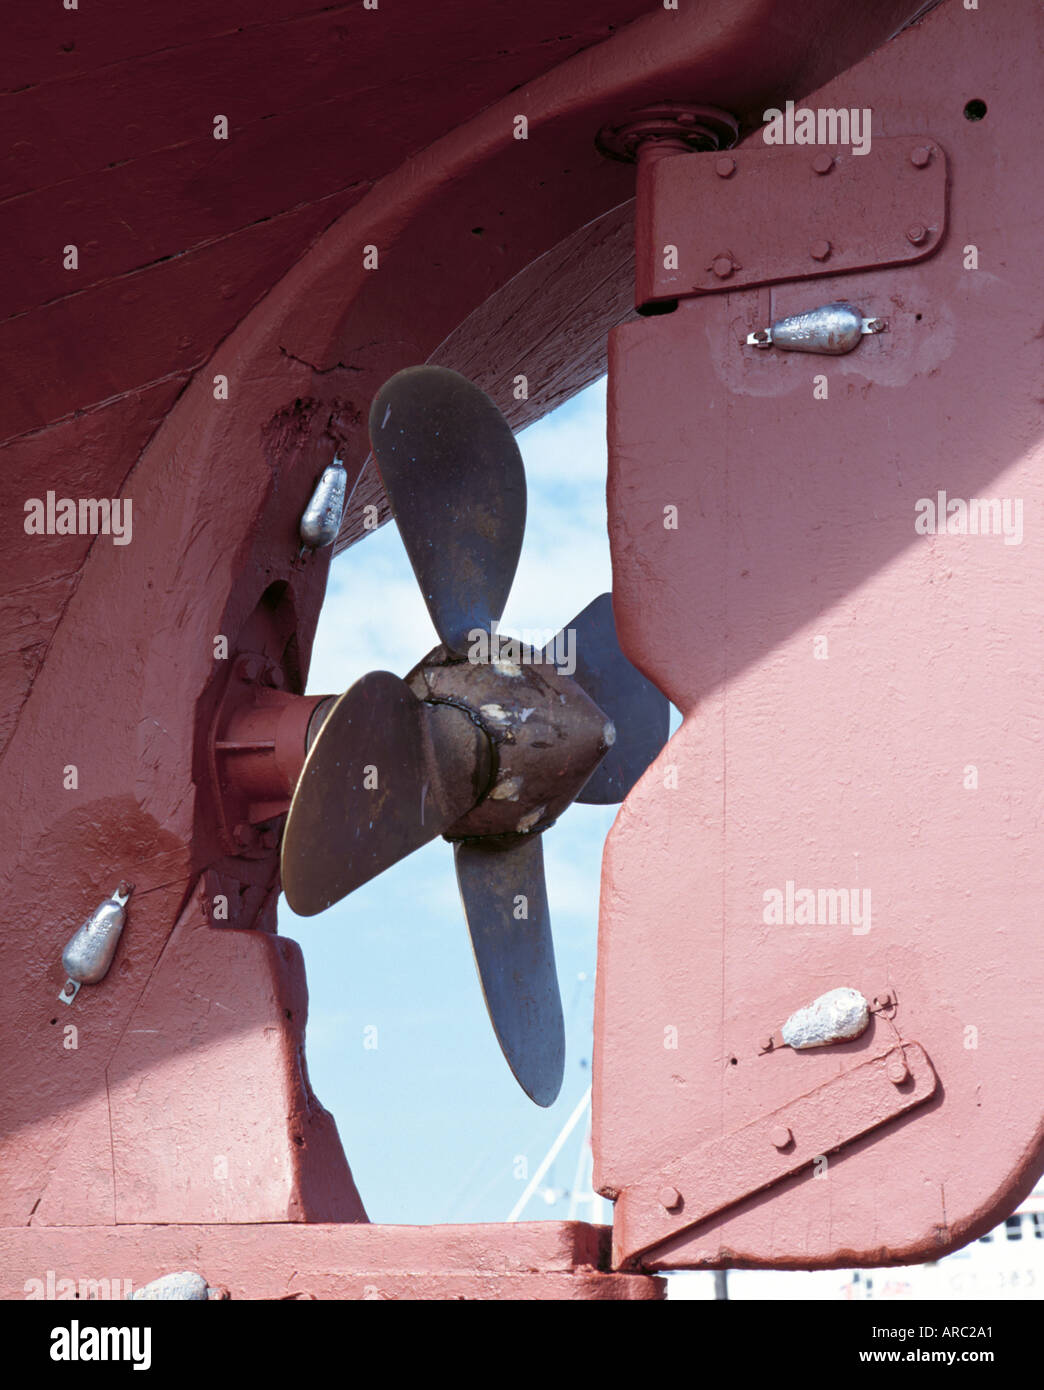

left=281, top=366, right=669, bottom=1105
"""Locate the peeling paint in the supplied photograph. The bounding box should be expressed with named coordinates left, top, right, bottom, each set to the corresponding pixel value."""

left=516, top=804, right=546, bottom=833
left=489, top=775, right=522, bottom=801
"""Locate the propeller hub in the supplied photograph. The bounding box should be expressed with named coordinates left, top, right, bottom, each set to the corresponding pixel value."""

left=405, top=643, right=614, bottom=846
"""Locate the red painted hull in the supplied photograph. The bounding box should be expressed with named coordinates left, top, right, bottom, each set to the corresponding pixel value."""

left=2, top=0, right=1038, bottom=1296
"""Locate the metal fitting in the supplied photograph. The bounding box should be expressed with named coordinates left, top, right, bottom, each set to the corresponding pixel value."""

left=299, top=460, right=348, bottom=549
left=746, top=303, right=885, bottom=355
left=59, top=881, right=134, bottom=1004
left=595, top=104, right=739, bottom=163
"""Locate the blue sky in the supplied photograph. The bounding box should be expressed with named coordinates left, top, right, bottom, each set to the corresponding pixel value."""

left=279, top=377, right=616, bottom=1224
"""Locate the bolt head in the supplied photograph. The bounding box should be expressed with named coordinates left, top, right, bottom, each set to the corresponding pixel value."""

left=812, top=153, right=834, bottom=175
left=236, top=655, right=262, bottom=682
left=759, top=1034, right=775, bottom=1051
left=910, top=145, right=932, bottom=168
left=264, top=663, right=286, bottom=688
left=874, top=989, right=895, bottom=1010
left=233, top=822, right=256, bottom=848
left=810, top=239, right=832, bottom=261
left=906, top=223, right=928, bottom=245
left=888, top=1056, right=910, bottom=1085
left=711, top=255, right=734, bottom=279
left=658, top=1185, right=682, bottom=1212
left=259, top=828, right=279, bottom=850
left=714, top=155, right=736, bottom=178
left=770, top=1126, right=793, bottom=1150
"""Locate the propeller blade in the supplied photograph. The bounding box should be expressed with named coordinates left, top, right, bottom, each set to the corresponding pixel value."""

left=281, top=671, right=489, bottom=916
left=368, top=366, right=526, bottom=655
left=545, top=592, right=669, bottom=805
left=454, top=836, right=565, bottom=1107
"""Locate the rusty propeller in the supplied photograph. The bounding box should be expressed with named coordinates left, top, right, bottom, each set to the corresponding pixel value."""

left=281, top=366, right=669, bottom=1106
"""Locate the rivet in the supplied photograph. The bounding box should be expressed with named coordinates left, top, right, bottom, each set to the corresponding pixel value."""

left=910, top=146, right=932, bottom=168
left=770, top=1126, right=792, bottom=1150
left=714, top=155, right=736, bottom=178
left=810, top=239, right=832, bottom=261
left=888, top=1056, right=910, bottom=1085
left=658, top=1185, right=682, bottom=1212
left=812, top=153, right=834, bottom=175
left=906, top=223, right=928, bottom=245
left=711, top=255, right=734, bottom=279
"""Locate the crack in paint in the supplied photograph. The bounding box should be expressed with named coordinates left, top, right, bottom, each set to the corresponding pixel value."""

left=277, top=346, right=364, bottom=375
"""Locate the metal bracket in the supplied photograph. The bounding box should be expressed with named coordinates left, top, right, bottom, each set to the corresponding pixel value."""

left=636, top=136, right=948, bottom=307
left=614, top=1043, right=938, bottom=1264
